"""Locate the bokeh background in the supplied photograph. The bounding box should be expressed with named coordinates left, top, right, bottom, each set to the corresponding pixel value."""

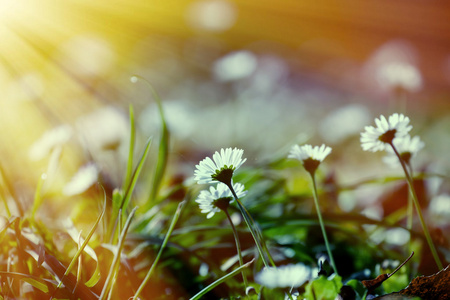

left=0, top=0, right=449, bottom=216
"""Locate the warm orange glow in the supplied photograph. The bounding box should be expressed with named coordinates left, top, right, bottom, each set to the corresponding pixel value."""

left=0, top=2, right=449, bottom=298
left=0, top=0, right=449, bottom=190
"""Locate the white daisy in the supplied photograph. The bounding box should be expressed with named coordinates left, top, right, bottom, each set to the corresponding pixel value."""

left=383, top=135, right=424, bottom=167
left=288, top=144, right=332, bottom=174
left=360, top=113, right=412, bottom=152
left=195, top=182, right=247, bottom=219
left=255, top=263, right=311, bottom=289
left=194, top=148, right=247, bottom=185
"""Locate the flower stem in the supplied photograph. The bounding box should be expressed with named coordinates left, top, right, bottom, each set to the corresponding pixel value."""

left=310, top=173, right=338, bottom=275
left=224, top=209, right=249, bottom=291
left=389, top=143, right=443, bottom=270
left=405, top=162, right=414, bottom=278
left=227, top=184, right=274, bottom=268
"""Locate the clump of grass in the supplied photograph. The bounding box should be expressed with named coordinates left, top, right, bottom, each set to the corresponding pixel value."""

left=0, top=86, right=448, bottom=300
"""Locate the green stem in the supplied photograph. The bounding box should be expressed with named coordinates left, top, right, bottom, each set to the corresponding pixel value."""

left=227, top=184, right=273, bottom=268
left=310, top=173, right=338, bottom=275
left=405, top=162, right=414, bottom=231
left=406, top=190, right=413, bottom=231
left=240, top=198, right=276, bottom=267
left=132, top=200, right=186, bottom=299
left=224, top=209, right=249, bottom=291
left=406, top=162, right=414, bottom=278
left=389, top=142, right=443, bottom=270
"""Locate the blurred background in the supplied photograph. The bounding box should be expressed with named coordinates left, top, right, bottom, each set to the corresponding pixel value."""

left=0, top=0, right=449, bottom=210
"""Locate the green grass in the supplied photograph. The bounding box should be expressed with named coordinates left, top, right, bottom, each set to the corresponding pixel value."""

left=0, top=92, right=448, bottom=300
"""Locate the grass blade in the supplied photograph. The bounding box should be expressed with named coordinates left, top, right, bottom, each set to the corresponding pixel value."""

left=31, top=174, right=46, bottom=221
left=106, top=188, right=124, bottom=244
left=131, top=75, right=169, bottom=208
left=189, top=259, right=255, bottom=300
left=99, top=206, right=138, bottom=300
left=122, top=104, right=136, bottom=192
left=49, top=188, right=107, bottom=299
left=132, top=200, right=186, bottom=299
left=0, top=163, right=16, bottom=216
left=120, top=137, right=152, bottom=212
left=0, top=271, right=50, bottom=294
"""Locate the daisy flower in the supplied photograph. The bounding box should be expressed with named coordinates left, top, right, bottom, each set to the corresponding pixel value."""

left=288, top=144, right=332, bottom=175
left=360, top=113, right=412, bottom=152
left=194, top=147, right=247, bottom=185
left=383, top=135, right=424, bottom=167
left=288, top=143, right=338, bottom=274
left=255, top=263, right=311, bottom=289
left=195, top=182, right=247, bottom=219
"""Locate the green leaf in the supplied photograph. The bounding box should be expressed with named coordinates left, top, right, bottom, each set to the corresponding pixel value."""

left=303, top=275, right=343, bottom=300
left=346, top=279, right=366, bottom=299
left=383, top=273, right=409, bottom=294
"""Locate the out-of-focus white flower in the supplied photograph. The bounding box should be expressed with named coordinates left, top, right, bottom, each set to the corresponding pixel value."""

left=428, top=194, right=450, bottom=226
left=362, top=41, right=422, bottom=95
left=360, top=113, right=412, bottom=152
left=58, top=35, right=115, bottom=77
left=288, top=144, right=331, bottom=174
left=384, top=228, right=410, bottom=246
left=376, top=62, right=422, bottom=93
left=319, top=104, right=371, bottom=144
left=213, top=51, right=257, bottom=81
left=63, top=163, right=99, bottom=196
left=75, top=106, right=129, bottom=186
left=382, top=135, right=424, bottom=167
left=76, top=106, right=129, bottom=153
left=255, top=263, right=311, bottom=288
left=195, top=182, right=247, bottom=218
left=186, top=0, right=236, bottom=32
left=28, top=125, right=72, bottom=161
left=194, top=147, right=246, bottom=185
